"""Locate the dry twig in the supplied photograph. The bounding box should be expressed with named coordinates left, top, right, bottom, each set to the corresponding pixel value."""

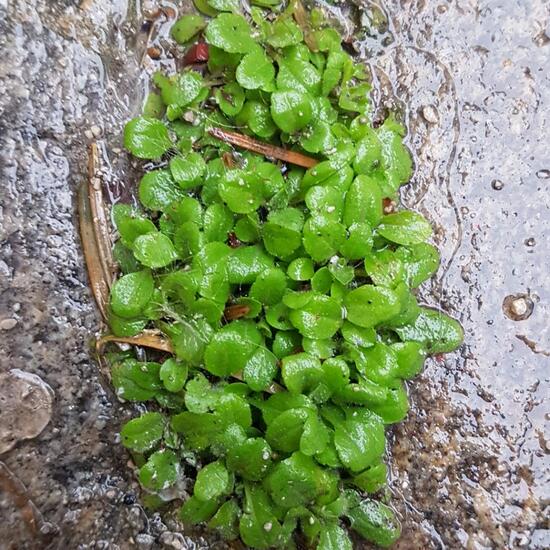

left=208, top=127, right=318, bottom=169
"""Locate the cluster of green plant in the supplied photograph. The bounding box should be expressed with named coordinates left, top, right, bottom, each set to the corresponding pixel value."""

left=107, top=2, right=463, bottom=548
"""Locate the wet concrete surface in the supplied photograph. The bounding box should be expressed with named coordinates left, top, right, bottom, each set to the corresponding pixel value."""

left=0, top=0, right=548, bottom=548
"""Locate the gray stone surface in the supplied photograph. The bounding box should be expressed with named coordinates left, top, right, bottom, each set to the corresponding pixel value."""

left=0, top=0, right=548, bottom=548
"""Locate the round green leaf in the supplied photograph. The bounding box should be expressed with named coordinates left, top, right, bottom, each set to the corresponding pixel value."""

left=289, top=295, right=343, bottom=339
left=226, top=245, right=273, bottom=284
left=265, top=452, right=333, bottom=508
left=311, top=267, right=333, bottom=294
left=170, top=152, right=206, bottom=189
left=287, top=257, right=315, bottom=281
left=110, top=270, right=154, bottom=318
left=352, top=129, right=382, bottom=175
left=339, top=222, right=373, bottom=260
left=266, top=17, right=303, bottom=48
left=265, top=407, right=309, bottom=452
left=318, top=524, right=353, bottom=550
left=236, top=48, right=275, bottom=91
left=394, top=308, right=463, bottom=353
left=124, top=117, right=172, bottom=159
left=351, top=462, right=388, bottom=494
left=205, top=13, right=257, bottom=54
left=344, top=285, right=402, bottom=328
left=377, top=211, right=432, bottom=245
left=249, top=268, right=287, bottom=305
left=305, top=185, right=344, bottom=221
left=276, top=58, right=321, bottom=96
left=108, top=313, right=148, bottom=337
left=243, top=347, right=278, bottom=392
left=236, top=101, right=277, bottom=138
left=203, top=203, right=234, bottom=242
left=341, top=321, right=376, bottom=348
left=139, top=449, right=180, bottom=491
left=215, top=81, right=246, bottom=116
left=234, top=215, right=260, bottom=242
left=112, top=204, right=157, bottom=248
left=300, top=413, right=330, bottom=456
left=302, top=338, right=335, bottom=359
left=208, top=499, right=240, bottom=540
left=121, top=412, right=165, bottom=453
left=208, top=0, right=240, bottom=12
left=133, top=233, right=179, bottom=268
left=369, top=381, right=409, bottom=424
left=204, top=320, right=263, bottom=376
left=334, top=412, right=385, bottom=472
left=272, top=330, right=301, bottom=359
left=262, top=222, right=301, bottom=258
left=159, top=358, right=188, bottom=392
left=357, top=343, right=400, bottom=385
left=328, top=257, right=355, bottom=285
left=111, top=359, right=162, bottom=402
left=391, top=341, right=427, bottom=379
left=321, top=357, right=350, bottom=392
left=346, top=498, right=401, bottom=548
left=281, top=352, right=323, bottom=393
left=139, top=169, right=183, bottom=211
left=171, top=14, right=207, bottom=44
left=270, top=91, right=313, bottom=133
left=195, top=461, right=230, bottom=501
left=227, top=438, right=272, bottom=481
left=395, top=243, right=440, bottom=288
left=173, top=222, right=203, bottom=258
left=364, top=248, right=405, bottom=288
left=239, top=485, right=283, bottom=549
left=343, top=175, right=383, bottom=228
left=303, top=216, right=346, bottom=263
left=300, top=120, right=336, bottom=154
left=154, top=70, right=204, bottom=110
left=219, top=170, right=264, bottom=214
left=180, top=495, right=220, bottom=525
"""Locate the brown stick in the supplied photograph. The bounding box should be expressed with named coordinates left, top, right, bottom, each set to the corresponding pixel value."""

left=87, top=143, right=116, bottom=287
left=78, top=182, right=110, bottom=321
left=96, top=329, right=174, bottom=355
left=208, top=127, right=319, bottom=169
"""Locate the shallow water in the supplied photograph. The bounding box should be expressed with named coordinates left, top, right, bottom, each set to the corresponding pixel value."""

left=0, top=0, right=548, bottom=548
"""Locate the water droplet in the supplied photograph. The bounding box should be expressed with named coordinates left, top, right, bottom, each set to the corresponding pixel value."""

left=536, top=169, right=550, bottom=179
left=491, top=179, right=504, bottom=190
left=524, top=237, right=535, bottom=247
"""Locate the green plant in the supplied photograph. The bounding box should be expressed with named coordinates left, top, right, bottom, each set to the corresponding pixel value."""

left=107, top=3, right=463, bottom=548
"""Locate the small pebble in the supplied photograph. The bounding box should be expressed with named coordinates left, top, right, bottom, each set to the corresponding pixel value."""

left=142, top=1, right=161, bottom=20
left=91, top=125, right=102, bottom=138
left=524, top=237, right=535, bottom=247
left=510, top=298, right=528, bottom=316
left=84, top=129, right=94, bottom=140
left=422, top=104, right=439, bottom=124
left=135, top=533, right=155, bottom=549
left=502, top=294, right=534, bottom=321
left=0, top=318, right=18, bottom=330
left=147, top=46, right=161, bottom=59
